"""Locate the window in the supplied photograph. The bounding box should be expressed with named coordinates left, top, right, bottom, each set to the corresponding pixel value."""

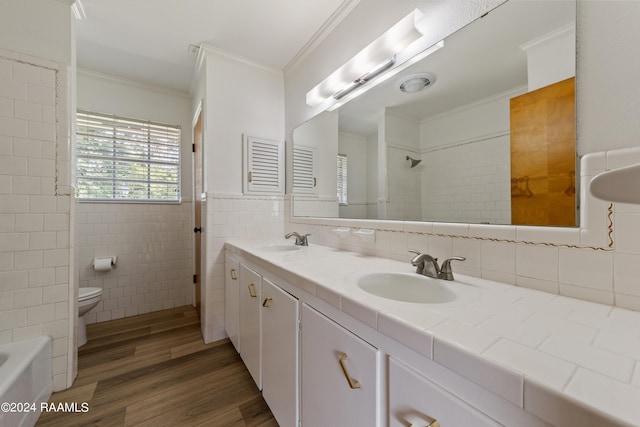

left=337, top=154, right=347, bottom=205
left=76, top=111, right=181, bottom=202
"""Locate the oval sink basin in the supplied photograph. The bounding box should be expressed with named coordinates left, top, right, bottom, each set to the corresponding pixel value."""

left=356, top=272, right=477, bottom=304
left=256, top=244, right=302, bottom=252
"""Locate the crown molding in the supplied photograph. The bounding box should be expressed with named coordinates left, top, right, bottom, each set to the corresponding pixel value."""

left=199, top=43, right=283, bottom=76
left=77, top=68, right=190, bottom=98
left=520, top=23, right=575, bottom=52
left=283, top=0, right=360, bottom=76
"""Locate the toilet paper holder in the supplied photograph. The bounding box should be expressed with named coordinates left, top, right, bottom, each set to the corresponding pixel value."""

left=92, top=256, right=117, bottom=270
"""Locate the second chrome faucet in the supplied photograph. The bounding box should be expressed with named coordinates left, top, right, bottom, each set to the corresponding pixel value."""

left=409, top=250, right=465, bottom=281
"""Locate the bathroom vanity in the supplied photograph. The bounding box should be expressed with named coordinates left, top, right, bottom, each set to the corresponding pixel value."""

left=224, top=239, right=638, bottom=427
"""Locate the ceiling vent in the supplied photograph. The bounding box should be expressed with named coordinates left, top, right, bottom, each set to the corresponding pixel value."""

left=398, top=73, right=435, bottom=94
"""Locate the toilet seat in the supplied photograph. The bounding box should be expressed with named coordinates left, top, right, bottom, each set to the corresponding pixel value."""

left=79, top=287, right=102, bottom=302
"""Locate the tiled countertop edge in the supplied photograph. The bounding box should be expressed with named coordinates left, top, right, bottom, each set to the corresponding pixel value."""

left=225, top=241, right=636, bottom=427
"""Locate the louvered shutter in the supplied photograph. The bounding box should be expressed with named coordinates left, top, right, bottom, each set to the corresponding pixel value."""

left=292, top=145, right=318, bottom=196
left=244, top=136, right=284, bottom=195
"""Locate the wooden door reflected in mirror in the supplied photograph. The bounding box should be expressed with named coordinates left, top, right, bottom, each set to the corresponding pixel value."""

left=510, top=77, right=576, bottom=226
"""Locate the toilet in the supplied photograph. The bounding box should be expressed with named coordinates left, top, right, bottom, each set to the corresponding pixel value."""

left=77, top=287, right=103, bottom=347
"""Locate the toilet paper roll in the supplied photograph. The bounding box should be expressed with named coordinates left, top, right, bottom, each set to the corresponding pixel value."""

left=93, top=257, right=113, bottom=272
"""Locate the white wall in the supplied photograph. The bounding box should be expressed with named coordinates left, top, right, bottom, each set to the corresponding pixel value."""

left=366, top=132, right=379, bottom=218
left=0, top=0, right=72, bottom=66
left=0, top=0, right=75, bottom=391
left=386, top=112, right=420, bottom=150
left=292, top=110, right=338, bottom=200
left=196, top=48, right=287, bottom=342
left=523, top=24, right=575, bottom=92
left=420, top=89, right=517, bottom=149
left=385, top=113, right=421, bottom=220
left=77, top=71, right=193, bottom=197
left=202, top=46, right=284, bottom=195
left=577, top=1, right=640, bottom=155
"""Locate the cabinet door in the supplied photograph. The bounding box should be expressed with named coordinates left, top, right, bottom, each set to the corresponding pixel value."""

left=292, top=144, right=318, bottom=196
left=243, top=135, right=285, bottom=195
left=389, top=357, right=502, bottom=427
left=301, top=304, right=379, bottom=427
left=224, top=254, right=240, bottom=353
left=262, top=279, right=299, bottom=427
left=239, top=264, right=262, bottom=389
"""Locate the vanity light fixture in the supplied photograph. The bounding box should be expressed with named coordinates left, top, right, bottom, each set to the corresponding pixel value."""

left=333, top=56, right=397, bottom=100
left=326, top=39, right=444, bottom=112
left=306, top=9, right=426, bottom=108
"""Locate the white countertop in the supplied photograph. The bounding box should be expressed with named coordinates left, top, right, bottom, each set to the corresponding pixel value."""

left=226, top=239, right=640, bottom=426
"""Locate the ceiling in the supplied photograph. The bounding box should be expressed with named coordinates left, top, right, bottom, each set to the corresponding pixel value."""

left=338, top=0, right=576, bottom=136
left=75, top=0, right=351, bottom=94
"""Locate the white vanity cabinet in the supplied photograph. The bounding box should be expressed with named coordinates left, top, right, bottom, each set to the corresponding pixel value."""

left=224, top=254, right=240, bottom=352
left=300, top=303, right=379, bottom=427
left=239, top=263, right=262, bottom=389
left=261, top=278, right=299, bottom=427
left=389, top=357, right=502, bottom=427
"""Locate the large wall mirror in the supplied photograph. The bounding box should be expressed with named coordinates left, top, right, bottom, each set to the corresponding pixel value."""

left=292, top=0, right=577, bottom=227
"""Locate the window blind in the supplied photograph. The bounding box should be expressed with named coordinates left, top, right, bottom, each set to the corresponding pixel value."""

left=76, top=111, right=181, bottom=202
left=337, top=154, right=348, bottom=205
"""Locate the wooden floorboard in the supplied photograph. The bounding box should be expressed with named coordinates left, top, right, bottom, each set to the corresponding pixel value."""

left=36, top=305, right=277, bottom=427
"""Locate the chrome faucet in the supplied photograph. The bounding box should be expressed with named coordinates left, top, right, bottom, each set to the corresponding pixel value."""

left=439, top=256, right=466, bottom=281
left=409, top=250, right=465, bottom=281
left=285, top=232, right=310, bottom=246
left=409, top=250, right=440, bottom=278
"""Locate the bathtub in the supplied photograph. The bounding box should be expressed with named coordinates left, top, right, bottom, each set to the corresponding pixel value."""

left=0, top=337, right=52, bottom=427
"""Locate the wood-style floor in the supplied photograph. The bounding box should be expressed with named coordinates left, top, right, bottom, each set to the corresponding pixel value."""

left=36, top=306, right=277, bottom=427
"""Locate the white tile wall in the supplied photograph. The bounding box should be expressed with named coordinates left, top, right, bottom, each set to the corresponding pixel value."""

left=0, top=53, right=73, bottom=391
left=76, top=202, right=194, bottom=324
left=421, top=135, right=511, bottom=224
left=201, top=193, right=286, bottom=343
left=288, top=146, right=640, bottom=312
left=292, top=196, right=338, bottom=218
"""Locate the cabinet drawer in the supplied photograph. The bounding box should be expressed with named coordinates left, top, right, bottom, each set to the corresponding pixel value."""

left=389, top=357, right=502, bottom=427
